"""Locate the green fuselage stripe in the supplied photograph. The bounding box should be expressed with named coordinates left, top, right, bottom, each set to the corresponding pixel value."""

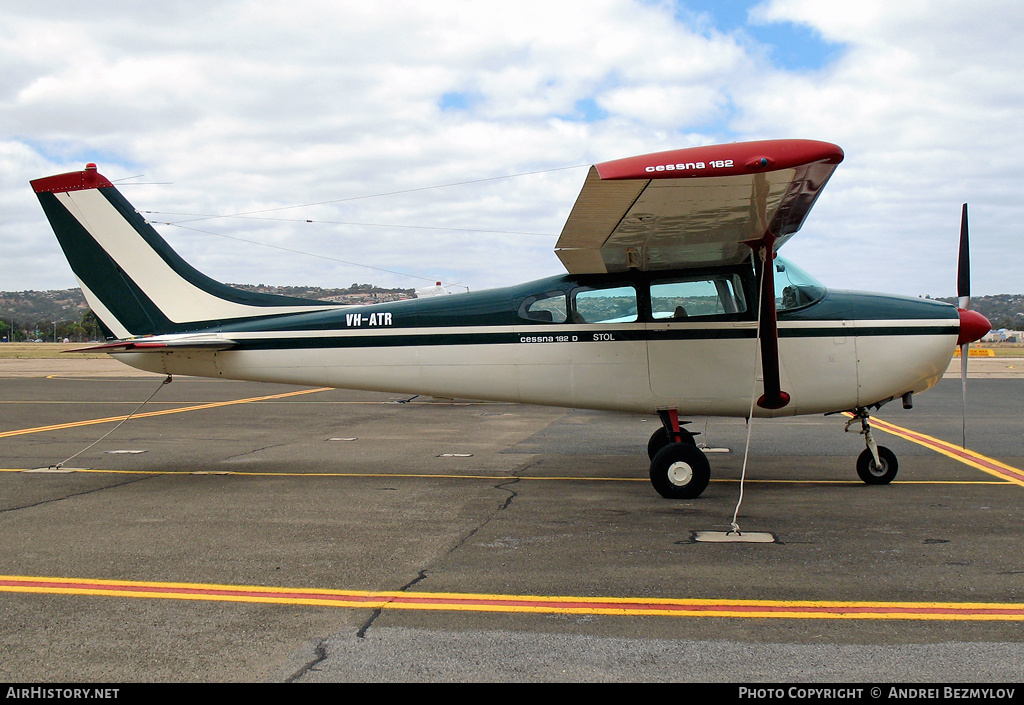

left=217, top=324, right=957, bottom=351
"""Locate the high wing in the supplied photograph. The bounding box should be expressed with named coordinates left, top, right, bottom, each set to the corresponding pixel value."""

left=555, top=139, right=844, bottom=274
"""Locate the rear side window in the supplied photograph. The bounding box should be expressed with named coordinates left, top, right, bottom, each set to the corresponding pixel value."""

left=518, top=291, right=567, bottom=323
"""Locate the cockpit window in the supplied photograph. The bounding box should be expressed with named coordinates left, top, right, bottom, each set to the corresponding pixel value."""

left=571, top=285, right=638, bottom=323
left=651, top=274, right=747, bottom=320
left=774, top=257, right=826, bottom=311
left=518, top=291, right=568, bottom=323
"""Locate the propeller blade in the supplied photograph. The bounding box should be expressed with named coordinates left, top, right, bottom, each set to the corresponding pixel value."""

left=958, top=203, right=970, bottom=448
left=954, top=203, right=990, bottom=448
left=958, top=203, right=970, bottom=310
left=956, top=308, right=990, bottom=449
left=954, top=203, right=990, bottom=348
left=960, top=342, right=969, bottom=448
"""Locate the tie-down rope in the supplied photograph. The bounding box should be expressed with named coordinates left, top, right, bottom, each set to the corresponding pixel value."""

left=50, top=375, right=173, bottom=470
left=731, top=252, right=769, bottom=534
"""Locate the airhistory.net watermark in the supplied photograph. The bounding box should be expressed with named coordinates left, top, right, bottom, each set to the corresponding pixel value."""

left=6, top=689, right=118, bottom=700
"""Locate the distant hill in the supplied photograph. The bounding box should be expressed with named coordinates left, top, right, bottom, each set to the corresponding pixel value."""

left=0, top=283, right=414, bottom=342
left=0, top=288, right=88, bottom=327
left=933, top=294, right=1024, bottom=331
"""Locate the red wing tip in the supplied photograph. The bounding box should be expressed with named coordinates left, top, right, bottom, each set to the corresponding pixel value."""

left=31, top=166, right=114, bottom=194
left=595, top=139, right=844, bottom=181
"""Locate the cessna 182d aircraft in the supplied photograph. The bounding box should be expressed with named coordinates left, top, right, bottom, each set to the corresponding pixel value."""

left=31, top=139, right=990, bottom=499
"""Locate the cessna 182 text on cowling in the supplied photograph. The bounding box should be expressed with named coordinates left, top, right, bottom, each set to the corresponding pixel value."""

left=30, top=139, right=990, bottom=499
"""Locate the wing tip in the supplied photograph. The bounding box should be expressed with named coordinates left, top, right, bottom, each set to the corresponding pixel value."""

left=595, top=139, right=843, bottom=181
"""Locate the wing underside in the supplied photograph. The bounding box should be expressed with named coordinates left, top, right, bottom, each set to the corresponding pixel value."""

left=555, top=139, right=844, bottom=274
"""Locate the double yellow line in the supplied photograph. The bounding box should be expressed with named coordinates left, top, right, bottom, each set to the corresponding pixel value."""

left=867, top=416, right=1024, bottom=487
left=1, top=574, right=1022, bottom=621
left=2, top=394, right=1023, bottom=620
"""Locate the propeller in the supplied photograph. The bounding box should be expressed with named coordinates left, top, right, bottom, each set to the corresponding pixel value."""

left=955, top=203, right=992, bottom=447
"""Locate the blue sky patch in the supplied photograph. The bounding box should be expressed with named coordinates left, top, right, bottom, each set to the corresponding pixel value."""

left=670, top=0, right=842, bottom=73
left=439, top=91, right=479, bottom=111
left=571, top=98, right=609, bottom=122
left=23, top=138, right=136, bottom=172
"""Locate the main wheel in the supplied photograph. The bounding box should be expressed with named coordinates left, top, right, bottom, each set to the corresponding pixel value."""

left=856, top=446, right=898, bottom=485
left=650, top=443, right=711, bottom=499
left=647, top=426, right=696, bottom=460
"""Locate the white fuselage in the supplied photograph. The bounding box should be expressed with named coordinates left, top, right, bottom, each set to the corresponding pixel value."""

left=111, top=316, right=955, bottom=418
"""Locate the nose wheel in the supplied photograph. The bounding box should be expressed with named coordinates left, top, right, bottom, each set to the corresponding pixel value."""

left=846, top=408, right=899, bottom=485
left=856, top=446, right=898, bottom=484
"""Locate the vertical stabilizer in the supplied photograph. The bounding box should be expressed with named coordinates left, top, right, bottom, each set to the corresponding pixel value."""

left=31, top=166, right=335, bottom=338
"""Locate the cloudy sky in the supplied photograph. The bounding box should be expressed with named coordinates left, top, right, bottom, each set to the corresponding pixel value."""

left=2, top=0, right=1022, bottom=297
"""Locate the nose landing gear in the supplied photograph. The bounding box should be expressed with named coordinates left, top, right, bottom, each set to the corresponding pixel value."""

left=846, top=408, right=899, bottom=485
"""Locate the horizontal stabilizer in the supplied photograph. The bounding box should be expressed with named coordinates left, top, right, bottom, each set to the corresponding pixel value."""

left=66, top=336, right=238, bottom=353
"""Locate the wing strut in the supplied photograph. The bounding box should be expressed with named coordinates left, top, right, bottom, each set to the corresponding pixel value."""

left=743, top=171, right=790, bottom=410
left=749, top=235, right=790, bottom=410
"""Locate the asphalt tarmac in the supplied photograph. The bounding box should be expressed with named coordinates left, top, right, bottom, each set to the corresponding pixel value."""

left=0, top=359, right=1022, bottom=683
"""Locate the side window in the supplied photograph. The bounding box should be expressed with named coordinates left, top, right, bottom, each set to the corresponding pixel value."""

left=518, top=291, right=567, bottom=323
left=651, top=275, right=746, bottom=320
left=571, top=285, right=638, bottom=323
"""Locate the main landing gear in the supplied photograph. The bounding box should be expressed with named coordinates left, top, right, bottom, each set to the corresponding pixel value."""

left=645, top=406, right=901, bottom=500
left=846, top=407, right=899, bottom=485
left=648, top=409, right=709, bottom=499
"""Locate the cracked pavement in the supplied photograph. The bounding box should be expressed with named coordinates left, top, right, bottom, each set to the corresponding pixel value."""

left=1, top=371, right=1023, bottom=682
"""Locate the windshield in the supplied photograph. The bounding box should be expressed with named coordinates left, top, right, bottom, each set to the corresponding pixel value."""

left=773, top=257, right=826, bottom=311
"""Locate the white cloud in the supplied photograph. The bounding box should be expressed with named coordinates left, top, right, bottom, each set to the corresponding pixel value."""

left=1, top=0, right=1022, bottom=298
left=733, top=0, right=1024, bottom=296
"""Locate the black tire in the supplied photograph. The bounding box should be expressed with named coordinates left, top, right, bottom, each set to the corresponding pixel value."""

left=647, top=426, right=696, bottom=460
left=650, top=443, right=711, bottom=499
left=856, top=446, right=898, bottom=485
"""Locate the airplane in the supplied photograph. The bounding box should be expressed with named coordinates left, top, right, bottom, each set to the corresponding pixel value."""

left=30, top=139, right=991, bottom=499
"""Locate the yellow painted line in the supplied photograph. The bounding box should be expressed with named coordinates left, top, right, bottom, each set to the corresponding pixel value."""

left=0, top=466, right=1009, bottom=486
left=855, top=414, right=1024, bottom=487
left=1, top=574, right=1022, bottom=621
left=0, top=387, right=332, bottom=439
left=0, top=400, right=463, bottom=405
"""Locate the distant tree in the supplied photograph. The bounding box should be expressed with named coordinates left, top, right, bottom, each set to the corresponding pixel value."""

left=80, top=310, right=102, bottom=340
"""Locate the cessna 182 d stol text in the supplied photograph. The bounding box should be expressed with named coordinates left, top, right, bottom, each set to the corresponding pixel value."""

left=31, top=139, right=990, bottom=499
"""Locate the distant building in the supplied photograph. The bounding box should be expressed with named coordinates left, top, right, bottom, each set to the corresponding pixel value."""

left=984, top=329, right=1021, bottom=343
